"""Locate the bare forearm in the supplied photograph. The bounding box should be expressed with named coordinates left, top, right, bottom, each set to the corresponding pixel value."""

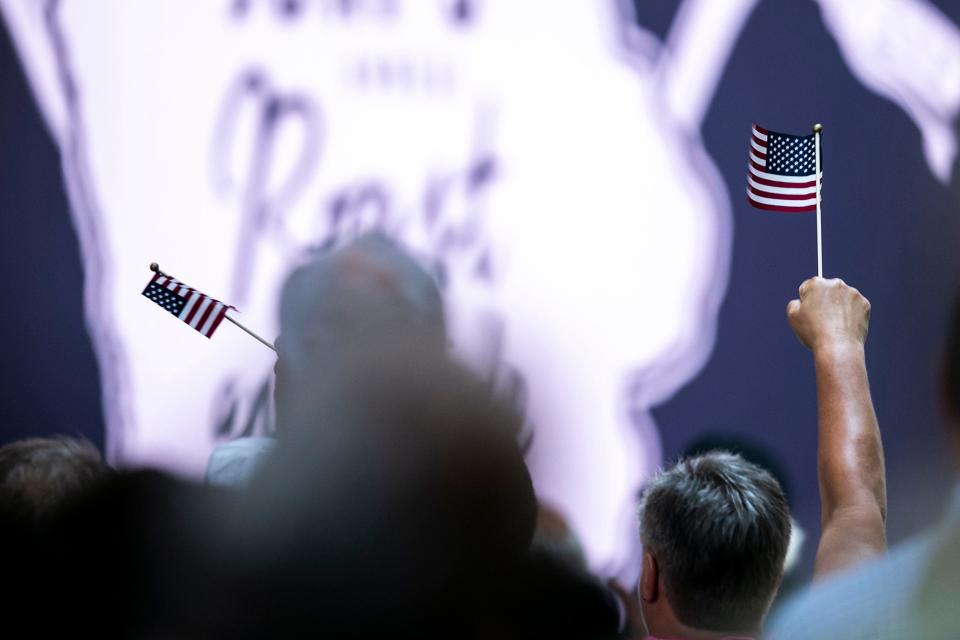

left=813, top=342, right=886, bottom=575
left=814, top=343, right=885, bottom=515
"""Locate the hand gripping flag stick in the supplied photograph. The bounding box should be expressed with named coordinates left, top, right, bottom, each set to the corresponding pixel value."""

left=144, top=263, right=277, bottom=353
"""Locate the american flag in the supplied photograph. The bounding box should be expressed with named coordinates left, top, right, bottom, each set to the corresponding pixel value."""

left=142, top=271, right=233, bottom=338
left=747, top=124, right=821, bottom=212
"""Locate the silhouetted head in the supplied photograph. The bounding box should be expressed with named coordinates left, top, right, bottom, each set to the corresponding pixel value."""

left=637, top=451, right=791, bottom=637
left=234, top=348, right=537, bottom=637
left=36, top=469, right=242, bottom=637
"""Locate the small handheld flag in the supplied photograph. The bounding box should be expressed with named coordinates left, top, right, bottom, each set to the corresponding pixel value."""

left=142, top=263, right=276, bottom=352
left=142, top=267, right=232, bottom=338
left=747, top=123, right=825, bottom=276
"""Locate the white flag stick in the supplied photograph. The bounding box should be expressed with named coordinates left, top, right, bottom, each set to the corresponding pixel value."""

left=224, top=313, right=277, bottom=353
left=814, top=123, right=823, bottom=277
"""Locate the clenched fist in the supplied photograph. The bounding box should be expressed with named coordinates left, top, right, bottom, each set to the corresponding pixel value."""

left=786, top=277, right=871, bottom=352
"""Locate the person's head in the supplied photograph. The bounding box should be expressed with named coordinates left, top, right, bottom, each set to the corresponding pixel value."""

left=274, top=233, right=446, bottom=431
left=0, top=436, right=110, bottom=527
left=236, top=348, right=537, bottom=635
left=637, top=451, right=791, bottom=637
left=682, top=434, right=806, bottom=578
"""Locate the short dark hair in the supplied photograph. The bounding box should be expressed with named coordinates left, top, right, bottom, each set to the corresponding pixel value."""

left=0, top=437, right=110, bottom=525
left=638, top=451, right=791, bottom=632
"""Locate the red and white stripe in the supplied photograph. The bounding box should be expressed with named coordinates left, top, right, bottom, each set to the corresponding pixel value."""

left=153, top=274, right=231, bottom=338
left=747, top=124, right=821, bottom=213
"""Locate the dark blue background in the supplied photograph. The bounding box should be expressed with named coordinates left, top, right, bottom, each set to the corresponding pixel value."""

left=0, top=14, right=104, bottom=451
left=1, top=1, right=959, bottom=582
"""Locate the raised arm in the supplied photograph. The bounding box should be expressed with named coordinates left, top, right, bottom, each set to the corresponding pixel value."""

left=786, top=277, right=886, bottom=579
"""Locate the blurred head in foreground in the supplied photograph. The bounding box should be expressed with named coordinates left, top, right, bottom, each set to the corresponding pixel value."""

left=637, top=451, right=791, bottom=638
left=221, top=234, right=549, bottom=636
left=0, top=436, right=110, bottom=527
left=275, top=233, right=446, bottom=434
left=232, top=346, right=538, bottom=637
left=31, top=468, right=242, bottom=637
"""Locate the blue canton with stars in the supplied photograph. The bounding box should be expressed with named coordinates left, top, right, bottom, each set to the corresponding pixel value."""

left=142, top=281, right=187, bottom=317
left=765, top=132, right=820, bottom=176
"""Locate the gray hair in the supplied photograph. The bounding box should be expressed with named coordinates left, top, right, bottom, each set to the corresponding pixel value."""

left=638, top=450, right=790, bottom=632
